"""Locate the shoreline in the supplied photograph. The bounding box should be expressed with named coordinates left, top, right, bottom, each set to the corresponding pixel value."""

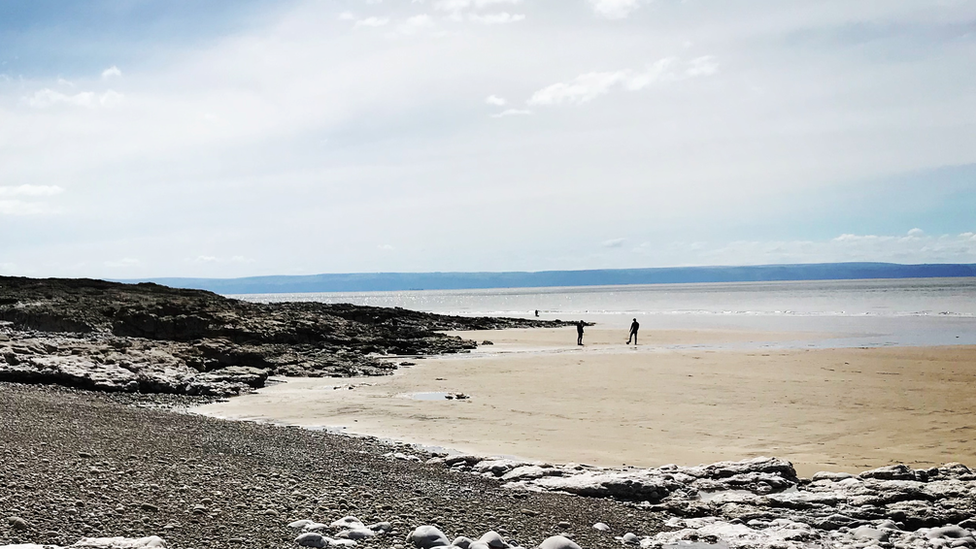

left=195, top=327, right=976, bottom=478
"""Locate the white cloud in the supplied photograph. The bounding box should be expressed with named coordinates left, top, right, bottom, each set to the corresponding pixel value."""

left=398, top=14, right=434, bottom=34
left=104, top=258, right=140, bottom=268
left=354, top=17, right=390, bottom=28
left=101, top=66, right=122, bottom=79
left=469, top=12, right=525, bottom=24
left=588, top=0, right=640, bottom=19
left=25, top=89, right=123, bottom=109
left=685, top=55, right=719, bottom=77
left=377, top=244, right=395, bottom=250
left=601, top=238, right=626, bottom=248
left=99, top=90, right=124, bottom=107
left=338, top=11, right=356, bottom=20
left=434, top=0, right=521, bottom=11
left=528, top=57, right=714, bottom=106
left=27, top=89, right=95, bottom=108
left=0, top=200, right=57, bottom=216
left=486, top=94, right=507, bottom=106
left=187, top=255, right=253, bottom=264
left=491, top=108, right=531, bottom=118
left=57, top=78, right=74, bottom=87
left=529, top=71, right=628, bottom=106
left=907, top=227, right=925, bottom=237
left=0, top=185, right=64, bottom=197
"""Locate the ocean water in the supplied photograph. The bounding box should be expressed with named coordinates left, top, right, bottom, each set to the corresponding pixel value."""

left=234, top=277, right=976, bottom=348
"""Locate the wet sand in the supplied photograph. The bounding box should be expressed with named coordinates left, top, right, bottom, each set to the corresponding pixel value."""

left=196, top=327, right=976, bottom=478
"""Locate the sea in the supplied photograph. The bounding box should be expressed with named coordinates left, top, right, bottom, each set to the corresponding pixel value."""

left=233, top=277, right=976, bottom=349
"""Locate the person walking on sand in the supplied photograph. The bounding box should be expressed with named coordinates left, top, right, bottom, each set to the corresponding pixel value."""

left=627, top=318, right=640, bottom=345
left=576, top=320, right=585, bottom=346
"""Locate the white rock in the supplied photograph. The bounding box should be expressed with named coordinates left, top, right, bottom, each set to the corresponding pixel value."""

left=367, top=522, right=392, bottom=533
left=72, top=538, right=166, bottom=549
left=592, top=523, right=610, bottom=532
left=478, top=531, right=508, bottom=549
left=296, top=533, right=331, bottom=548
left=330, top=516, right=366, bottom=531
left=407, top=526, right=450, bottom=549
left=537, top=536, right=581, bottom=549
left=451, top=537, right=473, bottom=549
left=289, top=520, right=315, bottom=529
left=338, top=529, right=376, bottom=540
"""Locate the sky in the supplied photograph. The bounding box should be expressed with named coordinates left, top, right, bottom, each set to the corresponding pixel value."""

left=1, top=0, right=975, bottom=279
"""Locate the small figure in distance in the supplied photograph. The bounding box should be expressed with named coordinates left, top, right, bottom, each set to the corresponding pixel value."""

left=535, top=309, right=539, bottom=317
left=627, top=318, right=639, bottom=345
left=577, top=320, right=585, bottom=346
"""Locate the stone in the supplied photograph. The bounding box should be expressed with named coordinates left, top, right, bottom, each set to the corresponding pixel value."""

left=289, top=520, right=314, bottom=529
left=860, top=465, right=916, bottom=481
left=406, top=526, right=450, bottom=549
left=536, top=536, right=581, bottom=549
left=592, top=523, right=610, bottom=532
left=296, top=533, right=330, bottom=548
left=71, top=537, right=166, bottom=548
left=8, top=517, right=29, bottom=531
left=451, top=537, right=473, bottom=549
left=330, top=516, right=365, bottom=531
left=477, top=531, right=508, bottom=549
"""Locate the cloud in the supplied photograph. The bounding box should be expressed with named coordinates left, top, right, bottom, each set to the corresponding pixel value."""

left=491, top=108, right=531, bottom=118
left=0, top=200, right=58, bottom=216
left=601, top=238, right=626, bottom=248
left=588, top=0, right=640, bottom=19
left=434, top=0, right=521, bottom=11
left=26, top=89, right=96, bottom=108
left=398, top=14, right=435, bottom=34
left=468, top=12, right=525, bottom=24
left=528, top=57, right=715, bottom=106
left=485, top=94, right=507, bottom=106
left=25, top=89, right=123, bottom=109
left=354, top=17, right=390, bottom=28
left=907, top=227, right=925, bottom=237
left=101, top=66, right=122, bottom=79
left=0, top=185, right=64, bottom=197
left=338, top=11, right=356, bottom=20
left=104, top=258, right=140, bottom=268
left=377, top=244, right=394, bottom=250
left=187, top=255, right=253, bottom=264
left=685, top=56, right=719, bottom=77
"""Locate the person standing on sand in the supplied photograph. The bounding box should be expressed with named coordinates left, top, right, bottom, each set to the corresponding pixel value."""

left=627, top=318, right=639, bottom=345
left=577, top=320, right=585, bottom=345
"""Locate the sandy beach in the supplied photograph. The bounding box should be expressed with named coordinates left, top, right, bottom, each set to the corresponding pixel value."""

left=196, top=327, right=976, bottom=478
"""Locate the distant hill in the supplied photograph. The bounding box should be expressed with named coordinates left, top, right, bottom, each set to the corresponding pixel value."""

left=125, top=262, right=976, bottom=295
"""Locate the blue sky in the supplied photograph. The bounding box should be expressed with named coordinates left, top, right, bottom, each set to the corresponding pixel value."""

left=1, top=0, right=975, bottom=278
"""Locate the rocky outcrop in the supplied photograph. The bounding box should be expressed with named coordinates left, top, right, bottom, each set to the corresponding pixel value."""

left=424, top=455, right=976, bottom=548
left=0, top=277, right=568, bottom=395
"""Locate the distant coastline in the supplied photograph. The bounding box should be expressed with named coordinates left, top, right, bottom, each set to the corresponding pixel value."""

left=122, top=262, right=976, bottom=295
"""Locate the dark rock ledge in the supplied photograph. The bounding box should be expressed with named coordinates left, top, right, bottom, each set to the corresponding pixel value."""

left=0, top=277, right=567, bottom=396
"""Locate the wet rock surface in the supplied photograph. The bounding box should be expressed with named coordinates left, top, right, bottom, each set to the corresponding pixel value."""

left=0, top=277, right=567, bottom=396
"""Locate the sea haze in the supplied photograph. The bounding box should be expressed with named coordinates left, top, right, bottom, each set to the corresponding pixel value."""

left=236, top=277, right=976, bottom=349
left=133, top=262, right=976, bottom=294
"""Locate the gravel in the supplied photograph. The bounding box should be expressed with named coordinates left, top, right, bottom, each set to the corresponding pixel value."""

left=0, top=382, right=664, bottom=549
